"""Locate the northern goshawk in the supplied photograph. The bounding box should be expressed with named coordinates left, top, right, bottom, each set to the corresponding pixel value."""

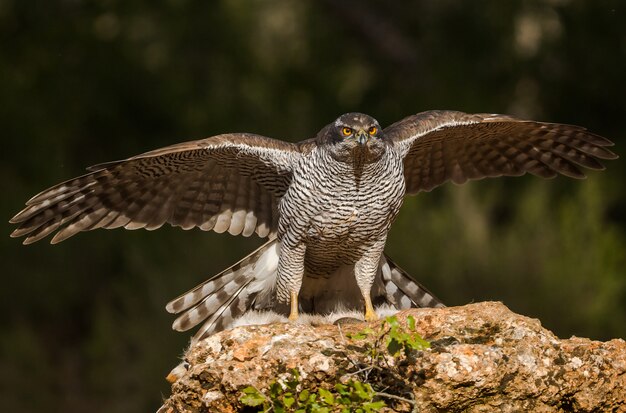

left=10, top=111, right=617, bottom=340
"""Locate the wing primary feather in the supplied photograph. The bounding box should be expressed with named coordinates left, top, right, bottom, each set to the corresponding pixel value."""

left=390, top=112, right=616, bottom=194
left=50, top=207, right=110, bottom=244
left=11, top=134, right=299, bottom=243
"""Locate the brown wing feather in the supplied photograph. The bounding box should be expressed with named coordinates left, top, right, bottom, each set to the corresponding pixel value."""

left=385, top=110, right=617, bottom=194
left=10, top=133, right=302, bottom=244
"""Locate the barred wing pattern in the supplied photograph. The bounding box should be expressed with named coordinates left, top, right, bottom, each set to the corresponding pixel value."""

left=385, top=111, right=618, bottom=194
left=10, top=133, right=303, bottom=244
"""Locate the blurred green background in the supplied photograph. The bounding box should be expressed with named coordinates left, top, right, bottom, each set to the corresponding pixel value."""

left=1, top=1, right=624, bottom=412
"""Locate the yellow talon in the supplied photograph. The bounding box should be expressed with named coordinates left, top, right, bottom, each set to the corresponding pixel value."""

left=364, top=296, right=378, bottom=321
left=288, top=291, right=299, bottom=321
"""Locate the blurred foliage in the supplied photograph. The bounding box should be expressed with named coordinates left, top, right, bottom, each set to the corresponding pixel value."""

left=1, top=1, right=625, bottom=412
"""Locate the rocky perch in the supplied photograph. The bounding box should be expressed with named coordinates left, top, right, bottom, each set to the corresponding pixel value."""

left=158, top=302, right=625, bottom=412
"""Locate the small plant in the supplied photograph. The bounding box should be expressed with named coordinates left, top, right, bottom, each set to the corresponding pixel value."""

left=342, top=314, right=429, bottom=410
left=348, top=315, right=430, bottom=357
left=334, top=380, right=385, bottom=413
left=239, top=369, right=385, bottom=413
left=240, top=316, right=428, bottom=412
left=385, top=315, right=430, bottom=356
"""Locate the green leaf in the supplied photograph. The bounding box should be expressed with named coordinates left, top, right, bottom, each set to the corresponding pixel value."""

left=318, top=388, right=334, bottom=405
left=349, top=331, right=367, bottom=340
left=407, top=315, right=416, bottom=331
left=337, top=396, right=351, bottom=405
left=270, top=382, right=282, bottom=398
left=284, top=395, right=295, bottom=408
left=348, top=327, right=375, bottom=340
left=385, top=315, right=399, bottom=328
left=299, top=389, right=310, bottom=402
left=239, top=386, right=266, bottom=407
left=335, top=383, right=348, bottom=396
left=387, top=337, right=402, bottom=355
left=363, top=400, right=386, bottom=411
left=407, top=334, right=431, bottom=351
left=351, top=380, right=366, bottom=399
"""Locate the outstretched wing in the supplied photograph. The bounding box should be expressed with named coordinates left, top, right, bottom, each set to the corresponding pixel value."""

left=11, top=133, right=305, bottom=244
left=385, top=110, right=617, bottom=194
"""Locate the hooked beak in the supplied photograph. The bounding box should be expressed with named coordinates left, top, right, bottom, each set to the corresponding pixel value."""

left=356, top=130, right=369, bottom=146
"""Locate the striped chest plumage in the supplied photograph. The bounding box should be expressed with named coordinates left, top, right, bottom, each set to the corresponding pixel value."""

left=278, top=146, right=405, bottom=273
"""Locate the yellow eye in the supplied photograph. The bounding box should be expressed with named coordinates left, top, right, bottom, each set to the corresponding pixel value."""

left=342, top=127, right=353, bottom=136
left=368, top=126, right=377, bottom=135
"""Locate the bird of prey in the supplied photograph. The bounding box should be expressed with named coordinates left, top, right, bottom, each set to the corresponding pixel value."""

left=10, top=110, right=617, bottom=341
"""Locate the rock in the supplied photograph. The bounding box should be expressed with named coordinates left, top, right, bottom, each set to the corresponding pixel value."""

left=158, top=302, right=626, bottom=412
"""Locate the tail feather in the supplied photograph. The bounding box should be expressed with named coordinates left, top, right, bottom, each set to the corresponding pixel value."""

left=166, top=239, right=278, bottom=314
left=171, top=271, right=250, bottom=331
left=193, top=282, right=257, bottom=340
left=165, top=238, right=280, bottom=339
left=380, top=254, right=444, bottom=309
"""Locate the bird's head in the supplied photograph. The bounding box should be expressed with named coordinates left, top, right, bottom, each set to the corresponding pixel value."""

left=324, top=113, right=387, bottom=162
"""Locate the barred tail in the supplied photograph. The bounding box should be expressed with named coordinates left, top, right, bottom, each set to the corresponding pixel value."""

left=380, top=253, right=445, bottom=309
left=166, top=238, right=280, bottom=341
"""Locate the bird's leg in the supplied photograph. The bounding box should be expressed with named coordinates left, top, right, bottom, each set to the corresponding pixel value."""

left=355, top=238, right=386, bottom=322
left=289, top=291, right=299, bottom=321
left=276, top=241, right=306, bottom=321
left=362, top=290, right=378, bottom=322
